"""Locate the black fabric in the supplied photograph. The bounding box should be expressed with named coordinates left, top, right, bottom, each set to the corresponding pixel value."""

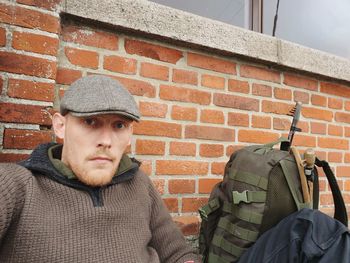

left=238, top=209, right=350, bottom=263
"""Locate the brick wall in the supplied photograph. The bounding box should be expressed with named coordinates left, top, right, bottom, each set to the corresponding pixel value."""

left=1, top=1, right=350, bottom=236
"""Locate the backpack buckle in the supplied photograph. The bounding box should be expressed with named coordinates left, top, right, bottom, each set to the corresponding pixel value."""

left=232, top=190, right=250, bottom=205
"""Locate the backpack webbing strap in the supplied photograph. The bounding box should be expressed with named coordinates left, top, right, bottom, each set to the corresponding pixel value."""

left=229, top=169, right=268, bottom=190
left=212, top=234, right=247, bottom=258
left=207, top=252, right=233, bottom=263
left=218, top=217, right=259, bottom=242
left=232, top=190, right=266, bottom=205
left=199, top=197, right=220, bottom=220
left=223, top=201, right=263, bottom=224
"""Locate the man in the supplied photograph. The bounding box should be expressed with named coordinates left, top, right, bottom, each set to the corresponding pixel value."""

left=0, top=75, right=200, bottom=262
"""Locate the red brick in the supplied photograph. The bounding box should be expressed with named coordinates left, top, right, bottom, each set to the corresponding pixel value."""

left=163, top=198, right=178, bottom=212
left=135, top=139, right=165, bottom=155
left=214, top=93, right=259, bottom=111
left=240, top=65, right=280, bottom=83
left=273, top=118, right=291, bottom=130
left=182, top=197, right=208, bottom=212
left=140, top=62, right=169, bottom=81
left=0, top=51, right=56, bottom=79
left=0, top=102, right=52, bottom=125
left=160, top=85, right=211, bottom=105
left=336, top=166, right=350, bottom=177
left=320, top=82, right=350, bottom=98
left=185, top=125, right=234, bottom=142
left=211, top=162, right=226, bottom=175
left=252, top=115, right=271, bottom=129
left=168, top=179, right=195, bottom=194
left=226, top=145, right=245, bottom=156
left=346, top=127, right=350, bottom=137
left=274, top=87, right=292, bottom=100
left=0, top=3, right=59, bottom=33
left=172, top=68, right=197, bottom=85
left=328, top=124, right=343, bottom=137
left=228, top=112, right=249, bottom=127
left=173, top=216, right=200, bottom=236
left=298, top=121, right=309, bottom=133
left=65, top=47, right=98, bottom=69
left=12, top=31, right=58, bottom=56
left=62, top=25, right=118, bottom=50
left=133, top=120, right=181, bottom=138
left=199, top=178, right=222, bottom=194
left=8, top=78, right=54, bottom=102
left=335, top=112, right=350, bottom=124
left=311, top=94, right=327, bottom=107
left=16, top=0, right=62, bottom=11
left=187, top=52, right=236, bottom=74
left=328, top=97, right=343, bottom=109
left=318, top=137, right=349, bottom=150
left=171, top=105, right=197, bottom=121
left=170, top=141, right=196, bottom=156
left=113, top=76, right=156, bottom=98
left=345, top=180, right=350, bottom=190
left=156, top=160, right=208, bottom=175
left=125, top=39, right=182, bottom=64
left=103, top=55, right=136, bottom=74
left=201, top=74, right=225, bottom=89
left=151, top=179, right=164, bottom=194
left=320, top=193, right=333, bottom=206
left=0, top=76, right=3, bottom=94
left=310, top=122, right=327, bottom=135
left=293, top=91, right=309, bottom=104
left=252, top=83, right=272, bottom=97
left=345, top=101, right=350, bottom=111
left=56, top=67, right=82, bottom=85
left=0, top=27, right=6, bottom=46
left=139, top=101, right=168, bottom=118
left=200, top=144, right=224, bottom=158
left=228, top=79, right=249, bottom=94
left=283, top=73, right=318, bottom=91
left=0, top=153, right=29, bottom=162
left=302, top=107, right=333, bottom=121
left=262, top=100, right=294, bottom=115
left=200, top=109, right=224, bottom=124
left=238, top=130, right=279, bottom=144
left=4, top=129, right=52, bottom=149
left=315, top=151, right=327, bottom=162
left=328, top=152, right=343, bottom=163
left=345, top=153, right=350, bottom=163
left=291, top=135, right=316, bottom=147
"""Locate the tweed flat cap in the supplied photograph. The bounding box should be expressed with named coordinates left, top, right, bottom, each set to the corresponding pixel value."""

left=60, top=75, right=140, bottom=121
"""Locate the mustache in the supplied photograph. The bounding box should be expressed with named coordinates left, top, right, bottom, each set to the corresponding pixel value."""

left=87, top=150, right=115, bottom=160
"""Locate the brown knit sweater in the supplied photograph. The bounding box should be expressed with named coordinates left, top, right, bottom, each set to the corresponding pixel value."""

left=0, top=143, right=199, bottom=263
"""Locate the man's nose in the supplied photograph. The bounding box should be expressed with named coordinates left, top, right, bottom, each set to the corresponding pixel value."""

left=97, top=127, right=113, bottom=148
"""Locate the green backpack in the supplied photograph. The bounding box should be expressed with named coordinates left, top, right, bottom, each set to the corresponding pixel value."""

left=198, top=139, right=347, bottom=263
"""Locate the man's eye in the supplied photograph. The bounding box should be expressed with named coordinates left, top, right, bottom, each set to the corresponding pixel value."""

left=114, top=122, right=126, bottom=129
left=84, top=118, right=96, bottom=126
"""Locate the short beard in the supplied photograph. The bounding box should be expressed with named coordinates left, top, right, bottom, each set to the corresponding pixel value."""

left=76, top=170, right=114, bottom=187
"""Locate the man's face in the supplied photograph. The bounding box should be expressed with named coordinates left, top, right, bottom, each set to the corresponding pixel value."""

left=53, top=113, right=133, bottom=187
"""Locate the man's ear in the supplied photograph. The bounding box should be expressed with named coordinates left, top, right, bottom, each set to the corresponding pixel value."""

left=52, top=113, right=66, bottom=139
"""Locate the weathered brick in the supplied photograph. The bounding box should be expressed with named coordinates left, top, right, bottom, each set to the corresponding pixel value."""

left=199, top=178, right=222, bottom=194
left=252, top=83, right=272, bottom=97
left=156, top=160, right=208, bottom=175
left=160, top=85, right=211, bottom=105
left=173, top=216, right=200, bottom=236
left=311, top=94, right=327, bottom=107
left=133, top=120, right=182, bottom=138
left=113, top=76, right=156, bottom=98
left=140, top=62, right=169, bottom=81
left=226, top=145, right=245, bottom=156
left=151, top=178, right=164, bottom=194
left=163, top=198, right=178, bottom=213
left=16, top=0, right=62, bottom=11
left=182, top=198, right=208, bottom=213
left=0, top=102, right=52, bottom=125
left=291, top=135, right=316, bottom=147
left=4, top=129, right=52, bottom=149
left=171, top=105, right=197, bottom=122
left=172, top=68, right=197, bottom=85
left=0, top=51, right=56, bottom=79
left=200, top=109, right=224, bottom=124
left=318, top=137, right=349, bottom=150
left=56, top=67, right=82, bottom=85
left=185, top=125, right=234, bottom=141
left=228, top=79, right=249, bottom=94
left=238, top=130, right=279, bottom=144
left=135, top=139, right=165, bottom=155
left=328, top=124, right=343, bottom=137
left=211, top=162, right=226, bottom=175
left=200, top=144, right=224, bottom=158
left=0, top=76, right=3, bottom=94
left=335, top=112, right=350, bottom=124
left=139, top=101, right=168, bottom=118
left=274, top=87, right=292, bottom=100
left=262, top=100, right=293, bottom=115
left=283, top=73, right=318, bottom=91
left=0, top=3, right=59, bottom=33
left=168, top=179, right=195, bottom=194
left=336, top=166, right=350, bottom=177
left=0, top=27, right=6, bottom=46
left=201, top=74, right=225, bottom=89
left=252, top=115, right=271, bottom=129
left=328, top=152, right=343, bottom=163
left=241, top=65, right=280, bottom=83
left=310, top=122, right=327, bottom=135
left=169, top=141, right=196, bottom=156
left=12, top=31, right=58, bottom=56
left=187, top=52, right=236, bottom=74
left=345, top=153, right=350, bottom=163
left=320, top=193, right=334, bottom=206
left=345, top=180, right=350, bottom=190
left=227, top=112, right=249, bottom=127
left=125, top=38, right=183, bottom=64
left=103, top=55, right=136, bottom=74
left=328, top=97, right=343, bottom=109
left=214, top=93, right=259, bottom=111
left=65, top=47, right=98, bottom=69
left=298, top=121, right=309, bottom=133
left=62, top=25, right=118, bottom=50
left=302, top=107, right=333, bottom=121
left=0, top=153, right=29, bottom=162
left=320, top=82, right=350, bottom=98
left=8, top=78, right=54, bottom=102
left=294, top=91, right=309, bottom=104
left=273, top=118, right=290, bottom=131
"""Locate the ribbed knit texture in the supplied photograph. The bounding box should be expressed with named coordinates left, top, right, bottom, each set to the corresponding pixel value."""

left=0, top=144, right=199, bottom=263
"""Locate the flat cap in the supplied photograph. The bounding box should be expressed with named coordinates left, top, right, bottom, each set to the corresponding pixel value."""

left=60, top=75, right=140, bottom=121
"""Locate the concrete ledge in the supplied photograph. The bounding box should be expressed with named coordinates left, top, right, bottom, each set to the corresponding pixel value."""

left=64, top=0, right=350, bottom=83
